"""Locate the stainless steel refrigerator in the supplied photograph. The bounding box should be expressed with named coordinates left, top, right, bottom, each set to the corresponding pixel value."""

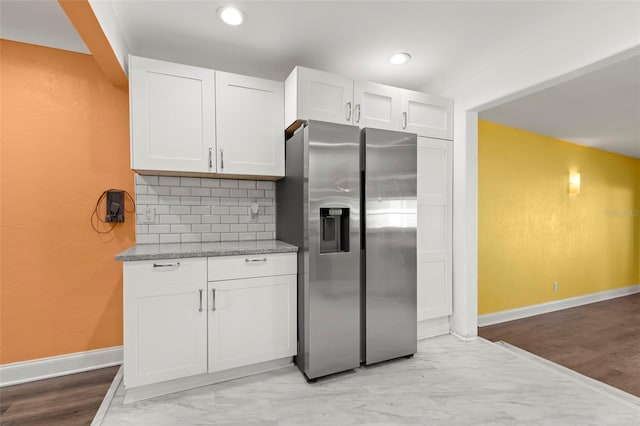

left=277, top=120, right=416, bottom=381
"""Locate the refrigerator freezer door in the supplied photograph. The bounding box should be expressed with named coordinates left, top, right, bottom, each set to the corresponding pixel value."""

left=278, top=121, right=361, bottom=380
left=362, top=128, right=417, bottom=365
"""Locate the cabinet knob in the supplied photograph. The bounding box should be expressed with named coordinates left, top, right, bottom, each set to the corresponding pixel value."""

left=211, top=288, right=216, bottom=311
left=198, top=289, right=203, bottom=312
left=402, top=112, right=408, bottom=129
left=345, top=102, right=352, bottom=122
left=208, top=148, right=213, bottom=168
left=355, top=104, right=361, bottom=123
left=220, top=149, right=224, bottom=170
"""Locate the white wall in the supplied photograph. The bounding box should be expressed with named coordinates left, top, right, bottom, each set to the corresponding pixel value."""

left=438, top=2, right=640, bottom=337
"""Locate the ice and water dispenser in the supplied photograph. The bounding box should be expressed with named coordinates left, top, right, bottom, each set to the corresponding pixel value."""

left=320, top=208, right=350, bottom=253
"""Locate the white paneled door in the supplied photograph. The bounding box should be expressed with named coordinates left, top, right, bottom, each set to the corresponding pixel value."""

left=402, top=90, right=453, bottom=140
left=353, top=81, right=402, bottom=131
left=123, top=258, right=208, bottom=388
left=129, top=56, right=215, bottom=173
left=208, top=275, right=297, bottom=373
left=417, top=137, right=452, bottom=320
left=215, top=72, right=284, bottom=177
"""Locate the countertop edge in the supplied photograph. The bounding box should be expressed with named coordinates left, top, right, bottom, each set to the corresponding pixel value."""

left=115, top=243, right=298, bottom=262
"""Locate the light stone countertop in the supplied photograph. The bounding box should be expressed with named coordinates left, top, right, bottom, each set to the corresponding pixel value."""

left=115, top=240, right=298, bottom=261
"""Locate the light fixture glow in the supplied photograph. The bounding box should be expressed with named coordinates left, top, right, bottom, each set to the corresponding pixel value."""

left=389, top=52, right=411, bottom=65
left=218, top=6, right=245, bottom=26
left=569, top=172, right=581, bottom=195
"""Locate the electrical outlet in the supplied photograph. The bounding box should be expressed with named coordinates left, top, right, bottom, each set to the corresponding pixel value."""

left=553, top=282, right=559, bottom=292
left=142, top=207, right=155, bottom=224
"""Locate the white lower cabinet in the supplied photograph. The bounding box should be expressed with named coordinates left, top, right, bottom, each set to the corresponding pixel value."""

left=123, top=258, right=208, bottom=388
left=208, top=275, right=297, bottom=372
left=123, top=253, right=297, bottom=394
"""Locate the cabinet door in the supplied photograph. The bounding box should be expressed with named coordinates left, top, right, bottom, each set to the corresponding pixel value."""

left=417, top=137, right=452, bottom=320
left=123, top=258, right=208, bottom=388
left=401, top=89, right=453, bottom=140
left=208, top=275, right=296, bottom=372
left=129, top=56, right=215, bottom=173
left=353, top=81, right=402, bottom=131
left=216, top=72, right=284, bottom=177
left=297, top=67, right=354, bottom=125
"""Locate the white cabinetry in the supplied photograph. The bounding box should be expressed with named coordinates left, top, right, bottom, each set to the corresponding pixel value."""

left=285, top=66, right=353, bottom=127
left=129, top=56, right=215, bottom=174
left=122, top=252, right=297, bottom=398
left=129, top=56, right=284, bottom=179
left=216, top=72, right=284, bottom=177
left=417, top=137, right=452, bottom=321
left=353, top=80, right=402, bottom=131
left=285, top=66, right=453, bottom=140
left=123, top=258, right=208, bottom=388
left=207, top=254, right=297, bottom=372
left=402, top=90, right=453, bottom=141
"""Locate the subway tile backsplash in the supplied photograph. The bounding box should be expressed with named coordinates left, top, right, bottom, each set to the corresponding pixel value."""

left=135, top=175, right=276, bottom=244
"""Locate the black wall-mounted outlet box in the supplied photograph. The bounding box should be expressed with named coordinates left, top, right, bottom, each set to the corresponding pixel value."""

left=105, top=190, right=125, bottom=222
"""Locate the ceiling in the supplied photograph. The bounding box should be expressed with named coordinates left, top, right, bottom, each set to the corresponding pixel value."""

left=1, top=0, right=638, bottom=158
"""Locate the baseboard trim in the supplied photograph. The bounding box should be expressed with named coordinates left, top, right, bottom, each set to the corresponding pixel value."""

left=0, top=346, right=123, bottom=387
left=417, top=316, right=450, bottom=340
left=478, top=284, right=640, bottom=327
left=123, top=357, right=293, bottom=404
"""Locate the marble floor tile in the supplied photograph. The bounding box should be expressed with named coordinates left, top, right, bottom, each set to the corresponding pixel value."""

left=100, top=335, right=640, bottom=426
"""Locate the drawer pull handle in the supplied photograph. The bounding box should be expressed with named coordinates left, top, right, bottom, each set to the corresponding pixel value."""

left=153, top=262, right=180, bottom=268
left=245, top=258, right=267, bottom=263
left=198, top=289, right=203, bottom=312
left=211, top=289, right=216, bottom=311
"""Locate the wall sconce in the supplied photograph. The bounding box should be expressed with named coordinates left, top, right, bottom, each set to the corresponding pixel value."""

left=569, top=172, right=581, bottom=195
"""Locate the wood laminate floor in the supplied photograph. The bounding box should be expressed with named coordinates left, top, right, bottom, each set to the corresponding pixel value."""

left=0, top=365, right=119, bottom=426
left=479, top=293, right=640, bottom=397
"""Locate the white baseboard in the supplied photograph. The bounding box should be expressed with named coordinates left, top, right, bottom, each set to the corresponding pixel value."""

left=0, top=346, right=123, bottom=387
left=478, top=284, right=640, bottom=327
left=417, top=316, right=450, bottom=340
left=123, top=357, right=293, bottom=404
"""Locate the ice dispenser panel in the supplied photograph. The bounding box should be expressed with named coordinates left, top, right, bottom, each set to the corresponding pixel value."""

left=320, top=208, right=350, bottom=253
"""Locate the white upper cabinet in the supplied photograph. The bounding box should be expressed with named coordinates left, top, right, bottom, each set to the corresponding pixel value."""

left=285, top=67, right=354, bottom=128
left=129, top=56, right=215, bottom=173
left=216, top=72, right=284, bottom=177
left=401, top=89, right=453, bottom=140
left=285, top=66, right=453, bottom=140
left=353, top=81, right=402, bottom=131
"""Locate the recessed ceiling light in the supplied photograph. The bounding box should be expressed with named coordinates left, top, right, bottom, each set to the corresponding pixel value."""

left=218, top=6, right=246, bottom=26
left=389, top=53, right=411, bottom=65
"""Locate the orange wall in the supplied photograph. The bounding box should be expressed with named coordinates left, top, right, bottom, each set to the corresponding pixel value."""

left=0, top=40, right=134, bottom=364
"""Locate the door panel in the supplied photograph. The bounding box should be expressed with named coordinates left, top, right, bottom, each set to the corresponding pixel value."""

left=417, top=137, right=452, bottom=320
left=299, top=68, right=354, bottom=125
left=363, top=128, right=417, bottom=365
left=130, top=56, right=215, bottom=173
left=216, top=72, right=284, bottom=176
left=354, top=81, right=401, bottom=131
left=208, top=275, right=296, bottom=372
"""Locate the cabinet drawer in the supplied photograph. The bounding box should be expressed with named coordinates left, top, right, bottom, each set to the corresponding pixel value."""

left=208, top=253, right=296, bottom=281
left=124, top=257, right=207, bottom=285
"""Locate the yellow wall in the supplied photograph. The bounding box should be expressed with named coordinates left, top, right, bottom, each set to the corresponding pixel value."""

left=0, top=40, right=134, bottom=364
left=478, top=120, right=639, bottom=315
